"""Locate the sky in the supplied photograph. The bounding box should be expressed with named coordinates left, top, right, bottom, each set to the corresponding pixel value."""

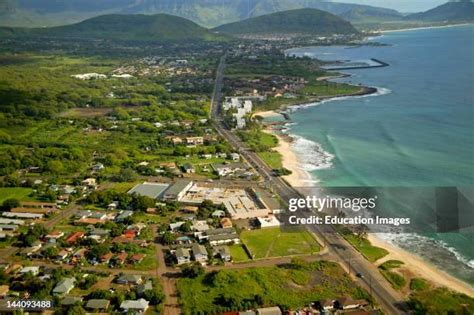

left=332, top=0, right=448, bottom=12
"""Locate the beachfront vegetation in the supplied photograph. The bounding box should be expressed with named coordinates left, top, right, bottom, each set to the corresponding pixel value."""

left=378, top=260, right=406, bottom=290
left=407, top=287, right=474, bottom=315
left=177, top=260, right=371, bottom=314
left=409, top=278, right=430, bottom=291
left=339, top=228, right=388, bottom=262
left=240, top=227, right=320, bottom=259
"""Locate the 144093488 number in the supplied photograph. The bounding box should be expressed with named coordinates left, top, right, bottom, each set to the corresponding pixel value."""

left=6, top=300, right=53, bottom=310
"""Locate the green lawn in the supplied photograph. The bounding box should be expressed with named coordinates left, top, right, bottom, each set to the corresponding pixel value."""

left=229, top=244, right=251, bottom=263
left=131, top=248, right=157, bottom=271
left=257, top=151, right=282, bottom=169
left=177, top=260, right=371, bottom=314
left=343, top=234, right=388, bottom=262
left=0, top=187, right=35, bottom=203
left=240, top=227, right=320, bottom=259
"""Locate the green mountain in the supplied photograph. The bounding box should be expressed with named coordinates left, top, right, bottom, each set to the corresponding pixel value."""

left=1, top=0, right=403, bottom=28
left=406, top=1, right=474, bottom=22
left=0, top=13, right=224, bottom=41
left=214, top=8, right=358, bottom=36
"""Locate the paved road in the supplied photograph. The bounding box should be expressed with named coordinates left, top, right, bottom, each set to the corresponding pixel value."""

left=210, top=52, right=406, bottom=315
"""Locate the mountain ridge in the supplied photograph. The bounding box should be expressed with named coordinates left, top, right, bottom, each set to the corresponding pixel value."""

left=1, top=0, right=403, bottom=28
left=0, top=13, right=225, bottom=42
left=214, top=8, right=358, bottom=36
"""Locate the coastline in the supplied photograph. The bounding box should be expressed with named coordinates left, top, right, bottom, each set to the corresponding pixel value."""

left=265, top=124, right=474, bottom=297
left=368, top=234, right=474, bottom=297
left=379, top=22, right=473, bottom=34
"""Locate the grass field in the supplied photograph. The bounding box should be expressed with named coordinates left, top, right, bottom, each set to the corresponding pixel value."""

left=343, top=233, right=388, bottom=262
left=240, top=227, right=320, bottom=259
left=0, top=187, right=34, bottom=203
left=257, top=151, right=282, bottom=169
left=177, top=260, right=371, bottom=314
left=229, top=244, right=251, bottom=263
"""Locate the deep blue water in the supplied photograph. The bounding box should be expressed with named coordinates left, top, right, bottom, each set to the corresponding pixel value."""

left=285, top=25, right=474, bottom=285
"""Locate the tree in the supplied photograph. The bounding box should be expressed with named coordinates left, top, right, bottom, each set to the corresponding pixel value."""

left=67, top=304, right=86, bottom=315
left=161, top=231, right=175, bottom=245
left=2, top=198, right=20, bottom=211
left=47, top=160, right=64, bottom=174
left=181, top=263, right=204, bottom=278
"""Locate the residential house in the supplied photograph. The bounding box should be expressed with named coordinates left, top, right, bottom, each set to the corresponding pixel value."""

left=185, top=136, right=204, bottom=146
left=45, top=231, right=64, bottom=242
left=86, top=299, right=110, bottom=311
left=101, top=252, right=113, bottom=264
left=53, top=278, right=75, bottom=295
left=120, top=298, right=149, bottom=314
left=192, top=244, right=208, bottom=264
left=256, top=307, right=282, bottom=315
left=130, top=254, right=145, bottom=264
left=20, top=266, right=40, bottom=276
left=213, top=246, right=231, bottom=262
left=169, top=221, right=185, bottom=232
left=56, top=249, right=69, bottom=261
left=212, top=210, right=226, bottom=218
left=175, top=247, right=191, bottom=265
left=61, top=296, right=83, bottom=306
left=65, top=231, right=84, bottom=245
left=0, top=285, right=9, bottom=298
left=230, top=153, right=240, bottom=161
left=220, top=217, right=233, bottom=228
left=115, top=210, right=133, bottom=222
left=182, top=163, right=195, bottom=174
left=114, top=252, right=128, bottom=265
left=137, top=280, right=153, bottom=296
left=335, top=297, right=360, bottom=310
left=116, top=274, right=143, bottom=285
left=318, top=299, right=334, bottom=311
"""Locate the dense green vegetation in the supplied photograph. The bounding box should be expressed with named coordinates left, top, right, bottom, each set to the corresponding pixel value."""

left=378, top=260, right=406, bottom=290
left=0, top=0, right=406, bottom=29
left=339, top=229, right=388, bottom=262
left=177, top=260, right=371, bottom=314
left=0, top=52, right=230, bottom=181
left=409, top=278, right=430, bottom=291
left=215, top=9, right=358, bottom=36
left=407, top=287, right=474, bottom=314
left=0, top=14, right=227, bottom=42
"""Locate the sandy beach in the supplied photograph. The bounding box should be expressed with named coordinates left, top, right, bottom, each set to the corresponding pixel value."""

left=263, top=126, right=313, bottom=187
left=368, top=234, right=474, bottom=297
left=380, top=23, right=473, bottom=34
left=259, top=112, right=474, bottom=297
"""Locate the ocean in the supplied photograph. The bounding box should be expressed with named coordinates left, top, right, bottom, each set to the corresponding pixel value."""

left=283, top=25, right=474, bottom=286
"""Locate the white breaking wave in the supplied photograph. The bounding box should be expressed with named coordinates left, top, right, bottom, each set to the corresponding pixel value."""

left=289, top=134, right=335, bottom=172
left=287, top=86, right=392, bottom=112
left=375, top=232, right=474, bottom=270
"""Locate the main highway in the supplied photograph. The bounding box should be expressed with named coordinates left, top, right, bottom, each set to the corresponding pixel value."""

left=210, top=52, right=406, bottom=315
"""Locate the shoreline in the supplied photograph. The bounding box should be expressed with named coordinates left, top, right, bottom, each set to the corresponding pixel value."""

left=379, top=22, right=473, bottom=34
left=266, top=125, right=474, bottom=297
left=368, top=234, right=474, bottom=297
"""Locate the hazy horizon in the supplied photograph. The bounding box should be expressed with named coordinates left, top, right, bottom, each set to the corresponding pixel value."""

left=332, top=0, right=448, bottom=12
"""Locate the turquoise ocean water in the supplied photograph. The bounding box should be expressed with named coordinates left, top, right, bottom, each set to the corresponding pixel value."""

left=284, top=25, right=474, bottom=285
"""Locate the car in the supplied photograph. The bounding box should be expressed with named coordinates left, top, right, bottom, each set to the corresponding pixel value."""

left=356, top=272, right=364, bottom=278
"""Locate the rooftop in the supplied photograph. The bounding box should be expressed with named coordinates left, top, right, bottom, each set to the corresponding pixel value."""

left=128, top=182, right=170, bottom=199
